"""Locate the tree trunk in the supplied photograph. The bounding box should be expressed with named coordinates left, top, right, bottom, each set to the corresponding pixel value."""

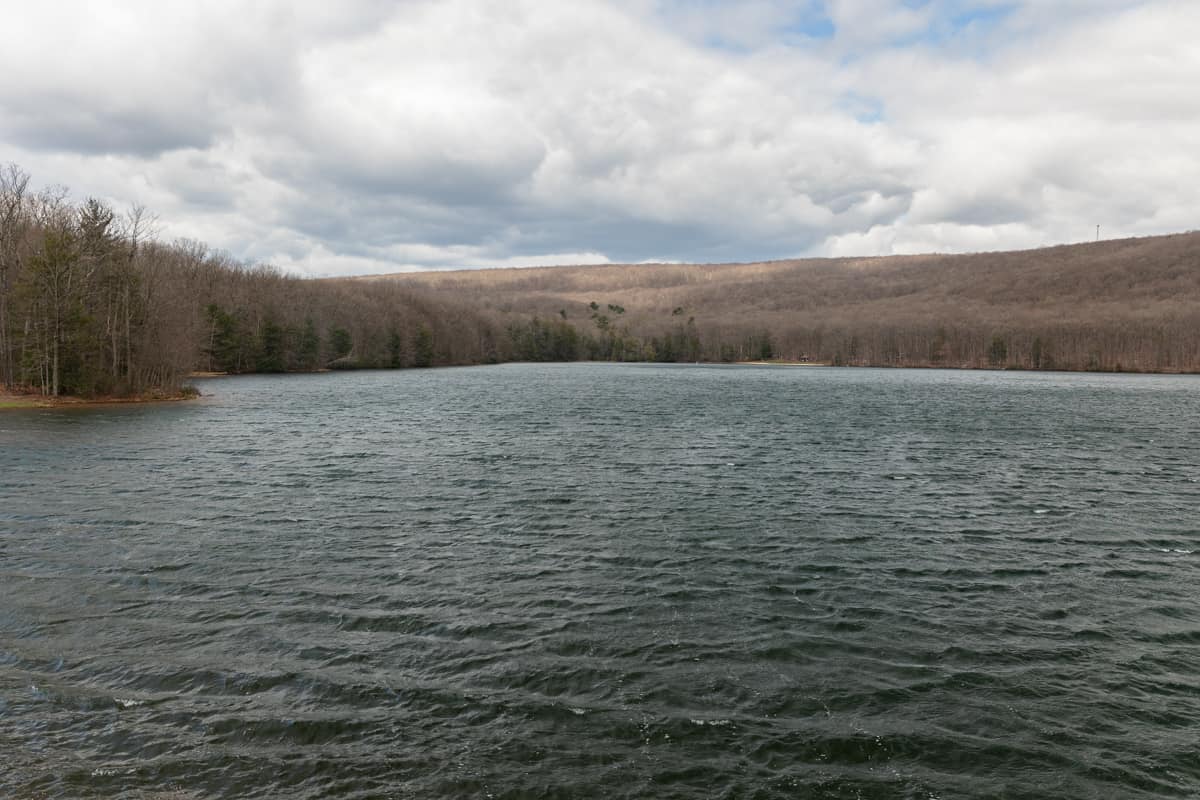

left=20, top=315, right=30, bottom=389
left=51, top=324, right=59, bottom=396
left=124, top=283, right=133, bottom=387
left=0, top=293, right=8, bottom=388
left=110, top=305, right=120, bottom=383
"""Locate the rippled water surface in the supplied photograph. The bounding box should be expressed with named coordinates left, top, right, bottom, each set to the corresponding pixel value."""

left=3, top=364, right=1200, bottom=798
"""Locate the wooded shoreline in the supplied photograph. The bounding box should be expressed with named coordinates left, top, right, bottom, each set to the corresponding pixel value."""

left=4, top=163, right=1200, bottom=403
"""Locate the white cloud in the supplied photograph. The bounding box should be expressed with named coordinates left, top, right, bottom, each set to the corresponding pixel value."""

left=824, top=0, right=932, bottom=50
left=0, top=0, right=1195, bottom=272
left=830, top=1, right=1200, bottom=254
left=273, top=243, right=612, bottom=278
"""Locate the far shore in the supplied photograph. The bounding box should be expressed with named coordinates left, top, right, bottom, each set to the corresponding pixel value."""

left=736, top=360, right=830, bottom=367
left=186, top=369, right=336, bottom=378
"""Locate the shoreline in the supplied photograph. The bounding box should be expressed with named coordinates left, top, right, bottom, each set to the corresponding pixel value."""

left=194, top=360, right=1200, bottom=376
left=5, top=360, right=1198, bottom=408
left=192, top=360, right=1200, bottom=377
left=0, top=390, right=202, bottom=410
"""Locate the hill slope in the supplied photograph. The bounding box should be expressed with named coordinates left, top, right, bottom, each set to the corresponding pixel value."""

left=365, top=232, right=1200, bottom=371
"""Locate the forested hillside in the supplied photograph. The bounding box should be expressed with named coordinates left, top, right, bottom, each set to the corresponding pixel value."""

left=0, top=166, right=502, bottom=398
left=4, top=162, right=1200, bottom=401
left=382, top=232, right=1200, bottom=372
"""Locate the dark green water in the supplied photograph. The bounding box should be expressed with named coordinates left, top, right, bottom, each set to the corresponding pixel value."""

left=2, top=364, right=1199, bottom=798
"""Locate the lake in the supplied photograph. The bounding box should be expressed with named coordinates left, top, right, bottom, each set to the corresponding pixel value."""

left=2, top=363, right=1199, bottom=798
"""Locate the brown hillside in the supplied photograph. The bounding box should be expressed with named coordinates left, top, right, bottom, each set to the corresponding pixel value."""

left=356, top=232, right=1200, bottom=371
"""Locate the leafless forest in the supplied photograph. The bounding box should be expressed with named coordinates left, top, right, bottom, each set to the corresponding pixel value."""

left=383, top=231, right=1200, bottom=372
left=3, top=163, right=1199, bottom=399
left=0, top=166, right=500, bottom=397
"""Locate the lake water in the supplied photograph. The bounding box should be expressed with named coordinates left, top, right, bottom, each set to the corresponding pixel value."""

left=2, top=363, right=1199, bottom=798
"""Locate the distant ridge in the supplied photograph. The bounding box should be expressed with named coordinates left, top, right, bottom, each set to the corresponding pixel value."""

left=359, top=231, right=1200, bottom=372
left=356, top=231, right=1197, bottom=279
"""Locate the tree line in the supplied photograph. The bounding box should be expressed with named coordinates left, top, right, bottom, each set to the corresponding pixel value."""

left=0, top=165, right=506, bottom=397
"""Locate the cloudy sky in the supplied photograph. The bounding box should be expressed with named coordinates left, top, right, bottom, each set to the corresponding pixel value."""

left=1, top=1, right=1196, bottom=275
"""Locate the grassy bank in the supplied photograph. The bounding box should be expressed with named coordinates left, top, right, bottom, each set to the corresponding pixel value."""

left=0, top=387, right=201, bottom=410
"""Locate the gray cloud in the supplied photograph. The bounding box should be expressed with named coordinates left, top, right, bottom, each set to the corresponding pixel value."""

left=0, top=0, right=1192, bottom=274
left=0, top=102, right=215, bottom=157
